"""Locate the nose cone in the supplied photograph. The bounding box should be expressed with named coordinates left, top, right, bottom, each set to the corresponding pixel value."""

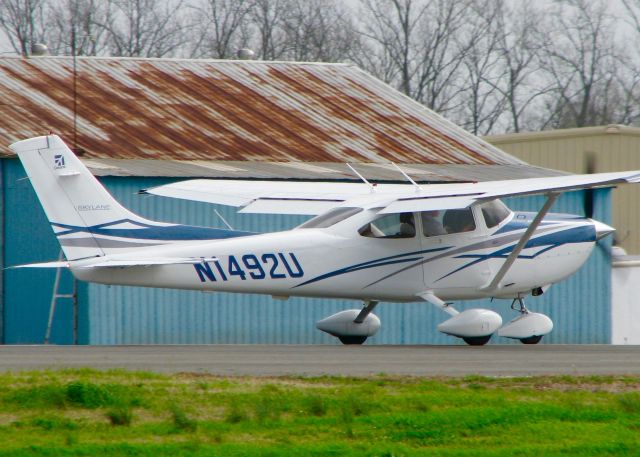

left=590, top=219, right=616, bottom=240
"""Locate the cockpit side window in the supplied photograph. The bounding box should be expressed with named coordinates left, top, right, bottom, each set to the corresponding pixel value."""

left=442, top=208, right=476, bottom=234
left=421, top=211, right=447, bottom=237
left=298, top=207, right=363, bottom=229
left=359, top=212, right=416, bottom=238
left=481, top=199, right=511, bottom=228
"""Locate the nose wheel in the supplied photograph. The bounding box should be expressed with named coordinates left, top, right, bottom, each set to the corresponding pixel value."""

left=511, top=297, right=541, bottom=344
left=520, top=335, right=543, bottom=344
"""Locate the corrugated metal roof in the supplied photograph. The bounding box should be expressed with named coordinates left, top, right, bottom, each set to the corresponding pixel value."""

left=78, top=158, right=566, bottom=181
left=0, top=56, right=555, bottom=181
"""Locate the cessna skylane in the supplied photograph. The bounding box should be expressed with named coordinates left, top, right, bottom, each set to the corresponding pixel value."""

left=10, top=135, right=640, bottom=345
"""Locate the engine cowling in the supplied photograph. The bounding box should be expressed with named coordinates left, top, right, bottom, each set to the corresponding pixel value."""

left=316, top=309, right=381, bottom=339
left=437, top=308, right=503, bottom=339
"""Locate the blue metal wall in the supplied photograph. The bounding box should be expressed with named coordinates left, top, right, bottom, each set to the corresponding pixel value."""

left=2, top=157, right=612, bottom=344
left=2, top=159, right=87, bottom=344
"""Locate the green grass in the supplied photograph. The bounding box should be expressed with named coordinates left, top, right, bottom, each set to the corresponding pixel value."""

left=0, top=370, right=638, bottom=456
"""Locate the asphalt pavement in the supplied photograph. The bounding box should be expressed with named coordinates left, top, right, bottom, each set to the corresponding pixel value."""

left=0, top=344, right=639, bottom=377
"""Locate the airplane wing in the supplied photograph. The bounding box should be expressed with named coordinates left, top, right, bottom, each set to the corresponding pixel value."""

left=378, top=171, right=640, bottom=213
left=144, top=171, right=640, bottom=215
left=142, top=179, right=414, bottom=215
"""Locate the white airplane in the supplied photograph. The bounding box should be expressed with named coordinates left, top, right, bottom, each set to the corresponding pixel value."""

left=10, top=134, right=640, bottom=345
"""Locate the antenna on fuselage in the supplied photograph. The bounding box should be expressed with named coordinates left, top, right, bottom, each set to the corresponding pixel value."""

left=391, top=162, right=423, bottom=192
left=214, top=209, right=234, bottom=230
left=346, top=163, right=375, bottom=193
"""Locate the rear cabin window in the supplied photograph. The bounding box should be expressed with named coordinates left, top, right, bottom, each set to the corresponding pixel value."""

left=359, top=212, right=416, bottom=238
left=481, top=200, right=511, bottom=228
left=298, top=207, right=363, bottom=229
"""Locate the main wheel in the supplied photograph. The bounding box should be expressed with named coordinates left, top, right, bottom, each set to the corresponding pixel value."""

left=520, top=335, right=543, bottom=344
left=462, top=335, right=492, bottom=346
left=339, top=336, right=368, bottom=345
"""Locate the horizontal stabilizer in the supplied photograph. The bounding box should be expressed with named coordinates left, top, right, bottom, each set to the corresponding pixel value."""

left=11, top=257, right=218, bottom=269
left=9, top=260, right=71, bottom=269
left=80, top=257, right=219, bottom=268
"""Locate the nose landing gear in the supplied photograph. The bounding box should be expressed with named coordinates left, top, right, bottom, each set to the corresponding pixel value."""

left=498, top=296, right=553, bottom=344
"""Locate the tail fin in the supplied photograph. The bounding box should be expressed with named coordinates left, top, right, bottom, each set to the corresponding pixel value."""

left=10, top=135, right=169, bottom=260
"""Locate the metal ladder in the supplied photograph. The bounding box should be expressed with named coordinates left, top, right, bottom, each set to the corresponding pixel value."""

left=44, top=250, right=78, bottom=344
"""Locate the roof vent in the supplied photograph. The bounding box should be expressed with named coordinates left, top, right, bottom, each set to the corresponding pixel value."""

left=236, top=48, right=255, bottom=60
left=30, top=43, right=48, bottom=56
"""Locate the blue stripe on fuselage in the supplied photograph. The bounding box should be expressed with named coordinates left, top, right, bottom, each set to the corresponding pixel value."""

left=53, top=219, right=255, bottom=241
left=494, top=212, right=584, bottom=235
left=436, top=224, right=596, bottom=281
left=294, top=246, right=451, bottom=288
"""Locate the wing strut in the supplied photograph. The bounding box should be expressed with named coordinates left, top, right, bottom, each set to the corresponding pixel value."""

left=482, top=192, right=560, bottom=293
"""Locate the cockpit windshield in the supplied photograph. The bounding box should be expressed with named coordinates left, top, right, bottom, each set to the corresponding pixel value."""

left=480, top=199, right=511, bottom=228
left=298, top=207, right=363, bottom=229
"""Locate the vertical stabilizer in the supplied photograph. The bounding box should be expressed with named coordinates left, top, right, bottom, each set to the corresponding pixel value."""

left=10, top=135, right=161, bottom=260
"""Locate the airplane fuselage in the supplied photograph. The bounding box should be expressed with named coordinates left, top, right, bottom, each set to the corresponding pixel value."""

left=72, top=209, right=597, bottom=303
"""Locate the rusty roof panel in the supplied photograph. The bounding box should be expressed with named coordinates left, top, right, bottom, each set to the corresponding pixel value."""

left=67, top=159, right=563, bottom=182
left=0, top=56, right=531, bottom=176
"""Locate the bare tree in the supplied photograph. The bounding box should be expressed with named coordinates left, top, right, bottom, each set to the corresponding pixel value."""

left=46, top=0, right=112, bottom=56
left=357, top=0, right=475, bottom=116
left=456, top=0, right=506, bottom=135
left=357, top=0, right=425, bottom=96
left=250, top=0, right=290, bottom=60
left=489, top=2, right=549, bottom=133
left=0, top=0, right=47, bottom=56
left=537, top=0, right=626, bottom=129
left=281, top=0, right=359, bottom=62
left=100, top=0, right=186, bottom=57
left=188, top=0, right=253, bottom=59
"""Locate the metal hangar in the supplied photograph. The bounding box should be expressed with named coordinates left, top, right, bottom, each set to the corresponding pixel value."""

left=0, top=56, right=610, bottom=344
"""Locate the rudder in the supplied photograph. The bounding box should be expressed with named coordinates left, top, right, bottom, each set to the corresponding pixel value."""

left=10, top=135, right=162, bottom=260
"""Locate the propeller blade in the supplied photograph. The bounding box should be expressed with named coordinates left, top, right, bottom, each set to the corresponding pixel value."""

left=583, top=152, right=596, bottom=218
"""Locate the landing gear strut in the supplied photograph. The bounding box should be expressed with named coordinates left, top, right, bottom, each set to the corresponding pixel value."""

left=510, top=295, right=528, bottom=314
